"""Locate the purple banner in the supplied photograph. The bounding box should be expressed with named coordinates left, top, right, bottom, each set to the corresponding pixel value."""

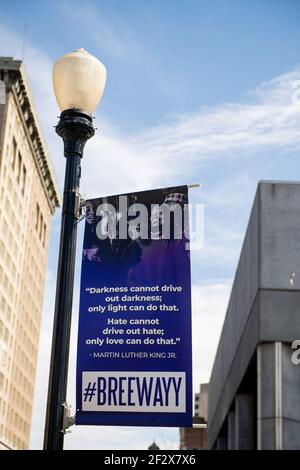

left=76, top=185, right=192, bottom=427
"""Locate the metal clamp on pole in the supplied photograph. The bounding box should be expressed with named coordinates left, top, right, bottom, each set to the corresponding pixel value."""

left=62, top=403, right=76, bottom=434
left=80, top=196, right=86, bottom=210
left=74, top=190, right=83, bottom=219
left=77, top=196, right=88, bottom=223
left=192, top=423, right=207, bottom=429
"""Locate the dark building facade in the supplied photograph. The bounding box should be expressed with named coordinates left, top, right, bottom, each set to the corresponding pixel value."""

left=208, top=181, right=300, bottom=450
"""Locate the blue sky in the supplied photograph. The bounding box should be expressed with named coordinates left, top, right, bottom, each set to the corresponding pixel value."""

left=1, top=0, right=300, bottom=450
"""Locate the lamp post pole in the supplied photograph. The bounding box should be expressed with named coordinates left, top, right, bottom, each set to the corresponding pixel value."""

left=43, top=109, right=94, bottom=450
left=43, top=47, right=106, bottom=451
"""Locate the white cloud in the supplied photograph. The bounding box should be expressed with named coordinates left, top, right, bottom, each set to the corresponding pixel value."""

left=191, top=281, right=232, bottom=388
left=133, top=82, right=300, bottom=164
left=80, top=66, right=300, bottom=201
left=81, top=68, right=300, bottom=199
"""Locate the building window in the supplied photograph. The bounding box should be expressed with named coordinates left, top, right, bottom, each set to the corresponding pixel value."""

left=12, top=138, right=17, bottom=170
left=39, top=212, right=43, bottom=239
left=35, top=204, right=46, bottom=246
left=17, top=152, right=22, bottom=183
left=22, top=166, right=26, bottom=195
left=43, top=222, right=46, bottom=247
left=35, top=204, right=40, bottom=231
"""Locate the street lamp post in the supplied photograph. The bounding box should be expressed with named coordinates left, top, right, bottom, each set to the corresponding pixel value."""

left=43, top=49, right=106, bottom=450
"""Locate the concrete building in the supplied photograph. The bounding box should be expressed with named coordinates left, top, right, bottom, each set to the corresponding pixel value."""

left=0, top=57, right=60, bottom=449
left=208, top=181, right=300, bottom=450
left=180, top=383, right=208, bottom=449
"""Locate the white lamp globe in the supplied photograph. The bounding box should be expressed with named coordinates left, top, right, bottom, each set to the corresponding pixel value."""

left=53, top=48, right=107, bottom=115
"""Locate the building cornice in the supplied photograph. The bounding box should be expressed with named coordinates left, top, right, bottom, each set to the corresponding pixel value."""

left=0, top=57, right=60, bottom=213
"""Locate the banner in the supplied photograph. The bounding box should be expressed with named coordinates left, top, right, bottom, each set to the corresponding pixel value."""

left=76, top=185, right=192, bottom=426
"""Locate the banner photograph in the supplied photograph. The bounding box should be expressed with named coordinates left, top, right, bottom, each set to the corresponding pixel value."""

left=76, top=185, right=192, bottom=426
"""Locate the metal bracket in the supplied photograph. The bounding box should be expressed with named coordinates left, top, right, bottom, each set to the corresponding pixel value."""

left=76, top=196, right=88, bottom=223
left=61, top=403, right=76, bottom=434
left=74, top=192, right=87, bottom=221
left=74, top=191, right=81, bottom=219
left=63, top=189, right=85, bottom=220
left=192, top=423, right=207, bottom=429
left=80, top=196, right=86, bottom=209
